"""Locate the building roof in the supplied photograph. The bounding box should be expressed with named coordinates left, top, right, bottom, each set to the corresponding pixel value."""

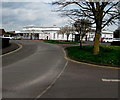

left=102, top=30, right=113, bottom=34
left=23, top=25, right=61, bottom=28
left=23, top=26, right=60, bottom=31
left=0, top=29, right=6, bottom=35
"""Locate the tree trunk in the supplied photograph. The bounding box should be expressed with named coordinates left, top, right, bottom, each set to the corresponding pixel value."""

left=72, top=33, right=73, bottom=42
left=67, top=34, right=69, bottom=42
left=80, top=39, right=82, bottom=49
left=67, top=36, right=68, bottom=41
left=31, top=33, right=32, bottom=40
left=79, top=29, right=82, bottom=49
left=93, top=29, right=101, bottom=55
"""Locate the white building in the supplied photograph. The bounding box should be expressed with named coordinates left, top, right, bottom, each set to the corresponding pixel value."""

left=15, top=26, right=113, bottom=42
left=82, top=28, right=113, bottom=42
left=101, top=30, right=113, bottom=42
left=16, top=26, right=74, bottom=41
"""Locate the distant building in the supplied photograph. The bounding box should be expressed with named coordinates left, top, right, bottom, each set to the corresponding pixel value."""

left=82, top=28, right=113, bottom=42
left=16, top=26, right=74, bottom=40
left=15, top=26, right=113, bottom=42
left=0, top=29, right=6, bottom=35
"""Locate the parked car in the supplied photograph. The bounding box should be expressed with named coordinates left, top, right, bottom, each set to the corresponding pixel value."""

left=3, top=36, right=14, bottom=39
left=113, top=38, right=120, bottom=41
left=102, top=38, right=113, bottom=42
left=2, top=35, right=14, bottom=39
left=14, top=36, right=21, bottom=40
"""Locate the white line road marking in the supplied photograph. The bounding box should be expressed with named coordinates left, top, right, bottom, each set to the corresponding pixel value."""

left=0, top=43, right=22, bottom=57
left=102, top=78, right=120, bottom=82
left=34, top=61, right=68, bottom=99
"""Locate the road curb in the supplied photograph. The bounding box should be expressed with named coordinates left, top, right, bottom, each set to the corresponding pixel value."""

left=62, top=48, right=120, bottom=70
left=1, top=43, right=23, bottom=57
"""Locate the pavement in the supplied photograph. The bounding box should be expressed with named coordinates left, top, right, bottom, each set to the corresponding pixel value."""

left=2, top=41, right=19, bottom=55
left=2, top=40, right=119, bottom=99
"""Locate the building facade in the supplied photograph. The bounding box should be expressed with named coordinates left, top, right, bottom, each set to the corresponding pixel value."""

left=82, top=28, right=113, bottom=42
left=16, top=26, right=75, bottom=41
left=15, top=26, right=113, bottom=42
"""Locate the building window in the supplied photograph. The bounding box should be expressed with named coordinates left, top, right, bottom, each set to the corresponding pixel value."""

left=62, top=34, right=64, bottom=38
left=54, top=33, right=55, bottom=39
left=57, top=33, right=59, bottom=39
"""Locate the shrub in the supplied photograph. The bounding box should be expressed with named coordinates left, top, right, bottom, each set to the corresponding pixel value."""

left=66, top=45, right=120, bottom=66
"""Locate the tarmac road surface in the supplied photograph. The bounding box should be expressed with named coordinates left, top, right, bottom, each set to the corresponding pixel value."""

left=2, top=40, right=119, bottom=99
left=2, top=40, right=67, bottom=98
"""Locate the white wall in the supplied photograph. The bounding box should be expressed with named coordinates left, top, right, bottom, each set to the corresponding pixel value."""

left=16, top=26, right=113, bottom=41
left=39, top=33, right=50, bottom=40
left=50, top=32, right=74, bottom=41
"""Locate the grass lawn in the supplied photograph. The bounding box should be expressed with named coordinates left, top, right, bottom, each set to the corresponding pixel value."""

left=66, top=45, right=120, bottom=67
left=44, top=40, right=77, bottom=44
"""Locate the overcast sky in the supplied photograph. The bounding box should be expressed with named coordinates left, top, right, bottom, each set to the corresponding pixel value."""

left=1, top=0, right=118, bottom=31
left=1, top=0, right=70, bottom=31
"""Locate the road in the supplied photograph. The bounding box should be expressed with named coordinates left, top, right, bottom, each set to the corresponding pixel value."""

left=2, top=40, right=119, bottom=99
left=41, top=61, right=119, bottom=98
left=2, top=40, right=67, bottom=98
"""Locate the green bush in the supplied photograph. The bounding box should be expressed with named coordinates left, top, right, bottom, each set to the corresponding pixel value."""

left=66, top=45, right=120, bottom=66
left=44, top=40, right=77, bottom=44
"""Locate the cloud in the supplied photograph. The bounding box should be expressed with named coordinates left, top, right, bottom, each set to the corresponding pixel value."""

left=2, top=2, right=69, bottom=31
left=1, top=1, right=118, bottom=31
left=2, top=0, right=53, bottom=3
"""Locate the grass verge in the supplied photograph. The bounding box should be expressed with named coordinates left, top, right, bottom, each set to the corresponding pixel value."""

left=44, top=40, right=77, bottom=44
left=66, top=45, right=120, bottom=67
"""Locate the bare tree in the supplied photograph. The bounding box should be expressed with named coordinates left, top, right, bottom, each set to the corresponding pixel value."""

left=57, top=25, right=72, bottom=41
left=52, top=1, right=119, bottom=55
left=73, top=18, right=91, bottom=49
